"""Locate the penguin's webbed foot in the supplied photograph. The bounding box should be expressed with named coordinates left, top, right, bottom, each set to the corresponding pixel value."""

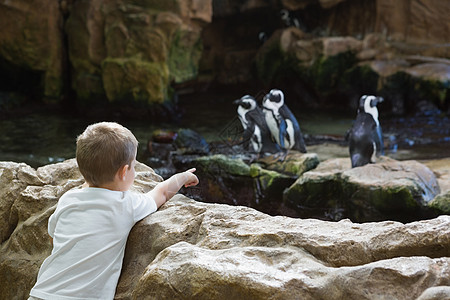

left=274, top=150, right=288, bottom=162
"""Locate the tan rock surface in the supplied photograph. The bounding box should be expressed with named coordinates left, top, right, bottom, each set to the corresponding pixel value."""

left=119, top=196, right=450, bottom=299
left=1, top=159, right=449, bottom=299
left=0, top=159, right=162, bottom=299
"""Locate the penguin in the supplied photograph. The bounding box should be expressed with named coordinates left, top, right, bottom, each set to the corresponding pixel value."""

left=262, top=89, right=307, bottom=153
left=347, top=95, right=384, bottom=168
left=234, top=95, right=281, bottom=155
left=280, top=9, right=300, bottom=28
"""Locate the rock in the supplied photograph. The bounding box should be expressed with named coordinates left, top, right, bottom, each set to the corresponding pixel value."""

left=174, top=128, right=210, bottom=154
left=118, top=196, right=450, bottom=299
left=429, top=192, right=450, bottom=214
left=65, top=0, right=212, bottom=106
left=0, top=0, right=64, bottom=99
left=322, top=36, right=362, bottom=58
left=423, top=157, right=450, bottom=194
left=0, top=159, right=162, bottom=300
left=284, top=157, right=441, bottom=222
left=101, top=58, right=170, bottom=105
left=375, top=0, right=450, bottom=57
left=0, top=162, right=42, bottom=243
left=1, top=160, right=449, bottom=299
left=256, top=151, right=320, bottom=176
left=417, top=286, right=450, bottom=300
left=151, top=129, right=178, bottom=144
left=173, top=153, right=317, bottom=216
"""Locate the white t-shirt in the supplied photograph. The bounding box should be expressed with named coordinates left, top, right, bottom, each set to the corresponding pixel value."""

left=29, top=187, right=157, bottom=300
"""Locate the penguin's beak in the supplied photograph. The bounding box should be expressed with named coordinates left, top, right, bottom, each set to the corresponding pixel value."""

left=371, top=96, right=384, bottom=107
left=233, top=99, right=242, bottom=105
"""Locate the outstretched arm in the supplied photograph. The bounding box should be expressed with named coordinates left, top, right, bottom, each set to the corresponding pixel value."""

left=149, top=168, right=199, bottom=208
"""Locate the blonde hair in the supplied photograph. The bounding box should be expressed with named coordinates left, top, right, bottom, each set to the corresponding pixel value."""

left=76, top=122, right=138, bottom=186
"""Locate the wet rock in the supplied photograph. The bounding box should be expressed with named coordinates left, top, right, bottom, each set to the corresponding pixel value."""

left=174, top=153, right=317, bottom=215
left=151, top=129, right=178, bottom=144
left=256, top=151, right=320, bottom=176
left=174, top=128, right=210, bottom=154
left=182, top=154, right=288, bottom=206
left=284, top=157, right=441, bottom=222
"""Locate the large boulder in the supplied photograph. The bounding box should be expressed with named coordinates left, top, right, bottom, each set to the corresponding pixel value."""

left=0, top=159, right=162, bottom=300
left=173, top=152, right=319, bottom=216
left=120, top=196, right=450, bottom=299
left=0, top=0, right=64, bottom=100
left=66, top=0, right=212, bottom=107
left=284, top=157, right=441, bottom=222
left=425, top=158, right=450, bottom=215
left=253, top=0, right=450, bottom=112
left=1, top=159, right=449, bottom=299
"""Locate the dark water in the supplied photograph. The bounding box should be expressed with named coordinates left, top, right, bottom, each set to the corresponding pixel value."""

left=0, top=91, right=449, bottom=169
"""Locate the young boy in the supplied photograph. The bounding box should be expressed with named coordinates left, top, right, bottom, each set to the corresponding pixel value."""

left=29, top=122, right=199, bottom=300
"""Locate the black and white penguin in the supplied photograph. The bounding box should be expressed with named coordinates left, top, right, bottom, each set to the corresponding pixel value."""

left=347, top=95, right=384, bottom=168
left=280, top=9, right=301, bottom=29
left=234, top=95, right=281, bottom=155
left=262, top=89, right=307, bottom=153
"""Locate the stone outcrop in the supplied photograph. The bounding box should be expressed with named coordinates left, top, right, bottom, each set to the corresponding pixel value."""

left=255, top=27, right=449, bottom=113
left=0, top=0, right=64, bottom=99
left=0, top=159, right=162, bottom=300
left=120, top=197, right=450, bottom=299
left=173, top=152, right=319, bottom=217
left=1, top=159, right=449, bottom=299
left=284, top=157, right=441, bottom=222
left=1, top=0, right=448, bottom=114
left=0, top=0, right=212, bottom=108
left=66, top=0, right=212, bottom=106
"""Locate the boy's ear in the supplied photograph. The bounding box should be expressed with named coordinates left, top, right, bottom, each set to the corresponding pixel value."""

left=118, top=164, right=129, bottom=181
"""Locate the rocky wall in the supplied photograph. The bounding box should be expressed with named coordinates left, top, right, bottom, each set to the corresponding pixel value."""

left=0, top=0, right=448, bottom=115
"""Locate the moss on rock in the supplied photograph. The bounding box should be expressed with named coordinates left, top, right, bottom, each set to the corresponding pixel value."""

left=101, top=57, right=169, bottom=105
left=194, top=154, right=251, bottom=177
left=283, top=158, right=441, bottom=222
left=429, top=192, right=450, bottom=214
left=341, top=64, right=379, bottom=96
left=168, top=28, right=203, bottom=83
left=257, top=152, right=320, bottom=176
left=310, top=51, right=358, bottom=96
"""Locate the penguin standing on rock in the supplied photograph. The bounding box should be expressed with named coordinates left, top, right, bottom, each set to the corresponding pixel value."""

left=347, top=95, right=384, bottom=168
left=262, top=89, right=307, bottom=153
left=234, top=95, right=281, bottom=155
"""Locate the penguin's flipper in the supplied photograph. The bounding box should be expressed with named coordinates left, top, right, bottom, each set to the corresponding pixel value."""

left=293, top=129, right=307, bottom=153
left=345, top=128, right=351, bottom=141
left=278, top=118, right=287, bottom=149
left=241, top=126, right=253, bottom=151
